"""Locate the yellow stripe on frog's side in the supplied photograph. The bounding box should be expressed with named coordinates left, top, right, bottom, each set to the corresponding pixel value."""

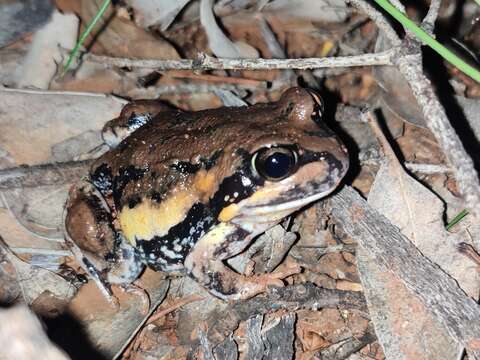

left=194, top=169, right=217, bottom=196
left=199, top=222, right=237, bottom=245
left=118, top=191, right=196, bottom=245
left=218, top=204, right=239, bottom=222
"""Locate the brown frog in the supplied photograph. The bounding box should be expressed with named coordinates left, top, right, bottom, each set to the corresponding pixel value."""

left=64, top=87, right=349, bottom=303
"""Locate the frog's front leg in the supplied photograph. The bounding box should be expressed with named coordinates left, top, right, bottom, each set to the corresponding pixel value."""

left=184, top=223, right=300, bottom=301
left=64, top=180, right=145, bottom=304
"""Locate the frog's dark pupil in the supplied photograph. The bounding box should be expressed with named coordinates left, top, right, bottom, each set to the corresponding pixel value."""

left=255, top=148, right=296, bottom=181
left=265, top=153, right=291, bottom=178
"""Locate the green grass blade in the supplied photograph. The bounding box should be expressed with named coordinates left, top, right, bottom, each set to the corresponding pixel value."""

left=61, top=0, right=111, bottom=76
left=446, top=209, right=469, bottom=231
left=373, top=0, right=480, bottom=83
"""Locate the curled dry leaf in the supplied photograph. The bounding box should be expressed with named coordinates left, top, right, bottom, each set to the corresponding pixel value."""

left=360, top=117, right=479, bottom=359
left=200, top=0, right=259, bottom=59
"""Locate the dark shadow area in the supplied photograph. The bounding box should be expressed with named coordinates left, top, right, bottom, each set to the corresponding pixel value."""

left=319, top=86, right=362, bottom=185
left=421, top=46, right=480, bottom=171
left=436, top=0, right=467, bottom=37
left=44, top=312, right=107, bottom=360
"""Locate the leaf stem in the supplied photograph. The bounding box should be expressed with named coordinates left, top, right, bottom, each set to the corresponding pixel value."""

left=61, top=0, right=111, bottom=76
left=373, top=0, right=480, bottom=83
left=446, top=209, right=469, bottom=231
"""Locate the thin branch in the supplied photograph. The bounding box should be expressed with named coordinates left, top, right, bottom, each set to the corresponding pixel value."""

left=83, top=51, right=395, bottom=70
left=404, top=163, right=451, bottom=174
left=0, top=160, right=93, bottom=190
left=11, top=248, right=71, bottom=257
left=383, top=0, right=418, bottom=39
left=347, top=0, right=401, bottom=45
left=128, top=83, right=250, bottom=99
left=388, top=0, right=406, bottom=13
left=422, top=0, right=442, bottom=34
left=395, top=49, right=480, bottom=218
left=205, top=283, right=367, bottom=345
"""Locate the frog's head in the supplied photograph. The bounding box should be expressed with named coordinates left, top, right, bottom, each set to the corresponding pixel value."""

left=216, top=87, right=349, bottom=232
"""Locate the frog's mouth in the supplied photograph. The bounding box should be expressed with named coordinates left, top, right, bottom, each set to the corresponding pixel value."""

left=237, top=185, right=337, bottom=223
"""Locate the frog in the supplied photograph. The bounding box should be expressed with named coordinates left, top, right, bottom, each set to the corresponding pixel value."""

left=63, top=87, right=349, bottom=304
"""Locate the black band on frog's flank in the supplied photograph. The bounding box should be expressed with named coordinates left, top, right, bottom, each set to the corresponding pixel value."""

left=137, top=203, right=214, bottom=269
left=136, top=154, right=262, bottom=270
left=111, top=165, right=147, bottom=208
left=90, top=163, right=113, bottom=196
left=170, top=149, right=223, bottom=175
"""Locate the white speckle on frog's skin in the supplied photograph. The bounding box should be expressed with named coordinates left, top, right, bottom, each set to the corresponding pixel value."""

left=149, top=253, right=156, bottom=260
left=174, top=244, right=182, bottom=252
left=233, top=192, right=239, bottom=198
left=160, top=246, right=183, bottom=259
left=224, top=195, right=230, bottom=201
left=241, top=176, right=252, bottom=186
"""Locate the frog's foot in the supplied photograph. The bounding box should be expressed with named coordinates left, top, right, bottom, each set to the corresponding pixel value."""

left=187, top=257, right=301, bottom=301
left=118, top=282, right=151, bottom=314
left=235, top=263, right=302, bottom=300
left=64, top=236, right=120, bottom=308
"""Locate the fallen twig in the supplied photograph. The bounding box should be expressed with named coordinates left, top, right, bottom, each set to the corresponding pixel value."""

left=205, top=283, right=367, bottom=345
left=147, top=294, right=204, bottom=325
left=84, top=51, right=395, bottom=70
left=0, top=160, right=93, bottom=190
left=422, top=0, right=442, bottom=33
left=129, top=83, right=250, bottom=98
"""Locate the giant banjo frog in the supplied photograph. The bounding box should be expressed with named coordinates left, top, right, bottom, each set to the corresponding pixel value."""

left=64, top=87, right=349, bottom=302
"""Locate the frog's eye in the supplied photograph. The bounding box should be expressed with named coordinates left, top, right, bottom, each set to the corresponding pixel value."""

left=252, top=147, right=298, bottom=181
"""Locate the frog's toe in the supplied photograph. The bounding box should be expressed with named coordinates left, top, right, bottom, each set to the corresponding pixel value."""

left=238, top=265, right=302, bottom=299
left=272, top=262, right=302, bottom=279
left=118, top=282, right=151, bottom=314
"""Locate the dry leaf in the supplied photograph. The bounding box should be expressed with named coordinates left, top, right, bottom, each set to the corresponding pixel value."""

left=14, top=10, right=79, bottom=89
left=0, top=239, right=76, bottom=305
left=360, top=118, right=479, bottom=359
left=0, top=0, right=54, bottom=47
left=0, top=88, right=126, bottom=241
left=81, top=0, right=180, bottom=60
left=127, top=0, right=193, bottom=30
left=373, top=33, right=426, bottom=128
left=263, top=0, right=349, bottom=23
